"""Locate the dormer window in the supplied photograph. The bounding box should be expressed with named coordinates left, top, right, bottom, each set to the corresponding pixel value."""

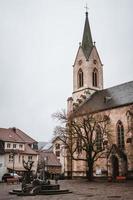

left=92, top=68, right=98, bottom=87
left=78, top=68, right=84, bottom=88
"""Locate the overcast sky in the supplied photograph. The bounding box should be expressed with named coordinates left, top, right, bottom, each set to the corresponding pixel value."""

left=0, top=0, right=133, bottom=142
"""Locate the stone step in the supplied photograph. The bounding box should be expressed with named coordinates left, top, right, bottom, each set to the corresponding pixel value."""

left=39, top=189, right=71, bottom=195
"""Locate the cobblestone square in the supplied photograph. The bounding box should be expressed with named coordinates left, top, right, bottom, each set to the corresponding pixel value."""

left=0, top=179, right=133, bottom=200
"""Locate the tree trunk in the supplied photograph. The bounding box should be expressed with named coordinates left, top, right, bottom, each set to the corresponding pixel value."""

left=87, top=161, right=93, bottom=181
left=87, top=145, right=94, bottom=181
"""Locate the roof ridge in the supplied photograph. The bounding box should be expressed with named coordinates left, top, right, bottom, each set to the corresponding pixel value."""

left=17, top=128, right=37, bottom=143
left=71, top=80, right=133, bottom=117
left=103, top=80, right=133, bottom=92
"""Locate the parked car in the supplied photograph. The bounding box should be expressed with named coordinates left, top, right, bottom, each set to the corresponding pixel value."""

left=2, top=173, right=22, bottom=182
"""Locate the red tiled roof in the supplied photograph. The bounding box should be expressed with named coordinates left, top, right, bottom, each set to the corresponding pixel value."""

left=22, top=144, right=38, bottom=155
left=0, top=127, right=37, bottom=144
left=39, top=151, right=61, bottom=167
left=0, top=128, right=24, bottom=143
left=15, top=128, right=37, bottom=144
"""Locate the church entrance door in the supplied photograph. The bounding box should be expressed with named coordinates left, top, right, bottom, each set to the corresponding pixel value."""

left=112, top=155, right=119, bottom=180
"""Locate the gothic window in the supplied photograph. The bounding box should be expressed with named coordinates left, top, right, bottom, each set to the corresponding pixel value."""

left=76, top=137, right=82, bottom=154
left=126, top=110, right=133, bottom=132
left=96, top=126, right=102, bottom=151
left=117, top=121, right=125, bottom=149
left=92, top=68, right=98, bottom=87
left=78, top=68, right=84, bottom=88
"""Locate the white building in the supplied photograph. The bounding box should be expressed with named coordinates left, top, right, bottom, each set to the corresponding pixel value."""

left=0, top=127, right=38, bottom=181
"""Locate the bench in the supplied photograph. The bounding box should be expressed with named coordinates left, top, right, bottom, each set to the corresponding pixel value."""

left=7, top=178, right=19, bottom=184
left=116, top=176, right=126, bottom=182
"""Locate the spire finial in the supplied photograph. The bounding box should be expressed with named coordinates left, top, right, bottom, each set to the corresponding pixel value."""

left=84, top=3, right=89, bottom=14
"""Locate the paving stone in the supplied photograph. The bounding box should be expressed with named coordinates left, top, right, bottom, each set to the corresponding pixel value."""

left=0, top=179, right=132, bottom=200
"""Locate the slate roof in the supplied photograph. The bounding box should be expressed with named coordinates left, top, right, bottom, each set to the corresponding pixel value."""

left=39, top=151, right=61, bottom=167
left=41, top=142, right=53, bottom=151
left=82, top=12, right=93, bottom=59
left=38, top=142, right=48, bottom=149
left=73, top=81, right=133, bottom=116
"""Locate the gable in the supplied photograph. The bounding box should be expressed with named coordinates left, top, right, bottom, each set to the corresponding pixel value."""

left=89, top=46, right=103, bottom=66
left=73, top=46, right=87, bottom=67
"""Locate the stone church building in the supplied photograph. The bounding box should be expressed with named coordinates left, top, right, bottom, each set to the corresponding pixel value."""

left=66, top=11, right=133, bottom=179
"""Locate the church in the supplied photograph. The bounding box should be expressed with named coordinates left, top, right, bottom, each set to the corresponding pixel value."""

left=66, top=11, right=133, bottom=179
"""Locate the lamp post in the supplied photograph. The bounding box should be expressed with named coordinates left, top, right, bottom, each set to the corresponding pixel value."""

left=42, top=156, right=48, bottom=181
left=11, top=149, right=15, bottom=177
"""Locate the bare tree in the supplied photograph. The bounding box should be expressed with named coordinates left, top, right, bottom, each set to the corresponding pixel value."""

left=52, top=109, right=111, bottom=181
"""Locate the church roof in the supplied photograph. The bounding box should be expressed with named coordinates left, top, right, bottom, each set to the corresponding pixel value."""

left=72, top=81, right=133, bottom=116
left=82, top=12, right=93, bottom=59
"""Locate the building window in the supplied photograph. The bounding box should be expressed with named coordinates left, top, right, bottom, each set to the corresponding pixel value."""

left=78, top=68, right=84, bottom=88
left=19, top=144, right=23, bottom=149
left=7, top=143, right=11, bottom=148
left=22, top=155, right=24, bottom=161
left=55, top=143, right=60, bottom=150
left=117, top=121, right=125, bottom=149
left=28, top=155, right=32, bottom=161
left=19, top=155, right=21, bottom=163
left=96, top=126, right=102, bottom=151
left=13, top=144, right=16, bottom=149
left=55, top=151, right=60, bottom=157
left=126, top=110, right=133, bottom=132
left=92, top=68, right=98, bottom=87
left=9, top=154, right=13, bottom=162
left=76, top=137, right=82, bottom=154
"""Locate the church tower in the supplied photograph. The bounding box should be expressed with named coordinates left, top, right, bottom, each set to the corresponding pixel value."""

left=67, top=11, right=103, bottom=113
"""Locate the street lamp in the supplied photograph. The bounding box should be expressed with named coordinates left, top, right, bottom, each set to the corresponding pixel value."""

left=42, top=156, right=48, bottom=181
left=10, top=149, right=15, bottom=177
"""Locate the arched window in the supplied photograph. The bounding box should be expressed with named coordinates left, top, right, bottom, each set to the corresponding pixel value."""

left=96, top=126, right=102, bottom=151
left=76, top=137, right=82, bottom=154
left=78, top=68, right=83, bottom=88
left=92, top=68, right=98, bottom=87
left=117, top=121, right=125, bottom=149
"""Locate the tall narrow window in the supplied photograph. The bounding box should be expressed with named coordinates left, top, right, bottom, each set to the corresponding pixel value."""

left=76, top=137, right=82, bottom=154
left=92, top=68, right=98, bottom=87
left=96, top=126, right=102, bottom=151
left=117, top=121, right=125, bottom=149
left=78, top=68, right=83, bottom=88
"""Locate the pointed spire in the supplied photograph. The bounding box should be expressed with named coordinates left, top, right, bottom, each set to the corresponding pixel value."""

left=82, top=11, right=93, bottom=59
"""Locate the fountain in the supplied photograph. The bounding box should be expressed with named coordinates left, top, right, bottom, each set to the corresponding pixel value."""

left=9, top=160, right=71, bottom=196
